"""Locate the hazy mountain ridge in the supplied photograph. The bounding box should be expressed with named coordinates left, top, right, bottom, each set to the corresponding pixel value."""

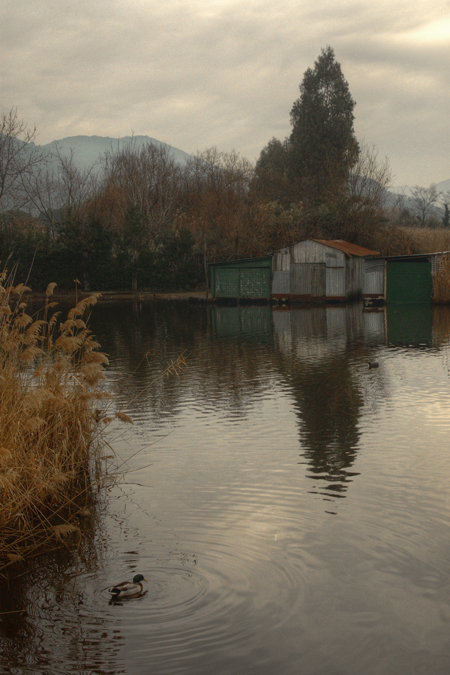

left=390, top=178, right=450, bottom=197
left=33, top=134, right=193, bottom=171
left=24, top=135, right=450, bottom=196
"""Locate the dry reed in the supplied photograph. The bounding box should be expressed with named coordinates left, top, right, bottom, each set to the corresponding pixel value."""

left=402, top=227, right=450, bottom=254
left=432, top=254, right=450, bottom=304
left=0, top=277, right=111, bottom=573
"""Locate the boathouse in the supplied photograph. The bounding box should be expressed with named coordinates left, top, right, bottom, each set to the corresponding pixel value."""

left=272, top=239, right=379, bottom=303
left=209, top=256, right=272, bottom=302
left=363, top=251, right=450, bottom=306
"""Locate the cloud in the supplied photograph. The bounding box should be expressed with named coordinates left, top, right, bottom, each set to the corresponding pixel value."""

left=2, top=0, right=450, bottom=184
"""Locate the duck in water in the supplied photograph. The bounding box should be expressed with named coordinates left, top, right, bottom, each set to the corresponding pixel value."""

left=108, top=574, right=147, bottom=599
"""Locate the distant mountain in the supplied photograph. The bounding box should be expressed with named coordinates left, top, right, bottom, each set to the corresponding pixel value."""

left=32, top=135, right=193, bottom=172
left=436, top=179, right=450, bottom=194
left=390, top=178, right=450, bottom=197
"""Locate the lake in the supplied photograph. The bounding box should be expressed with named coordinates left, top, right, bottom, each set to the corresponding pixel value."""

left=2, top=300, right=450, bottom=674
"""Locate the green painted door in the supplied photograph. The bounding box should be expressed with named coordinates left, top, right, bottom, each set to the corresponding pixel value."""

left=386, top=262, right=432, bottom=304
left=215, top=268, right=240, bottom=297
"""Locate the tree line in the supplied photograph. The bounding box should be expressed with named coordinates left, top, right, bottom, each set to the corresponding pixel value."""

left=1, top=47, right=449, bottom=292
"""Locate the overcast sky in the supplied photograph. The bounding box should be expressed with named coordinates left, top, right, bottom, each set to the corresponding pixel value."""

left=2, top=0, right=449, bottom=187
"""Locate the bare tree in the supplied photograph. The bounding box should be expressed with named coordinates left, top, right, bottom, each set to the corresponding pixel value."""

left=319, top=142, right=393, bottom=243
left=440, top=189, right=450, bottom=228
left=98, top=139, right=182, bottom=290
left=22, top=146, right=98, bottom=239
left=101, top=139, right=181, bottom=240
left=411, top=184, right=440, bottom=227
left=181, top=148, right=254, bottom=290
left=0, top=108, right=39, bottom=212
left=347, top=143, right=392, bottom=213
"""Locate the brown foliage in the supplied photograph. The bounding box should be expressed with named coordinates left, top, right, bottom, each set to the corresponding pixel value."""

left=180, top=148, right=255, bottom=261
left=99, top=140, right=181, bottom=241
left=400, top=227, right=450, bottom=254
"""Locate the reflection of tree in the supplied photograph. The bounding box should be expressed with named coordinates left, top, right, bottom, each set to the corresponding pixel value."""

left=87, top=302, right=277, bottom=420
left=271, top=306, right=367, bottom=502
left=89, top=301, right=367, bottom=502
left=288, top=354, right=363, bottom=497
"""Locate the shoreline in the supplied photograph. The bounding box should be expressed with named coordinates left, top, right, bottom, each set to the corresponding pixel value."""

left=23, top=290, right=209, bottom=303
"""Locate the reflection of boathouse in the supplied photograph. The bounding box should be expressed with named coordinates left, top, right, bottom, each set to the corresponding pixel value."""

left=212, top=305, right=272, bottom=342
left=272, top=239, right=379, bottom=303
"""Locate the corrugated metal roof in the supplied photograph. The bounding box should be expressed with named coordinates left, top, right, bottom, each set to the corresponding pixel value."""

left=209, top=255, right=273, bottom=267
left=312, top=239, right=380, bottom=258
left=378, top=251, right=450, bottom=262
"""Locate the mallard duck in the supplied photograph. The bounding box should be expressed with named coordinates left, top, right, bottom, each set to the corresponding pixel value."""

left=108, top=574, right=147, bottom=599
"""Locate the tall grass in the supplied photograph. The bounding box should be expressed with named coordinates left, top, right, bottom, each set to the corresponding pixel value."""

left=0, top=277, right=111, bottom=573
left=402, top=227, right=450, bottom=254
left=364, top=226, right=450, bottom=258
left=433, top=254, right=450, bottom=304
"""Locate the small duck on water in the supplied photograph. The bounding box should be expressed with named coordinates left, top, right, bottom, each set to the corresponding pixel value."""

left=368, top=362, right=379, bottom=369
left=108, top=574, right=147, bottom=600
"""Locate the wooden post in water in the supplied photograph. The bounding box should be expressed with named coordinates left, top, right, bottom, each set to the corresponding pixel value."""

left=204, top=241, right=209, bottom=301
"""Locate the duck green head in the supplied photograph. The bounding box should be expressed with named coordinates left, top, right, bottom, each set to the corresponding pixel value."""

left=133, top=574, right=147, bottom=583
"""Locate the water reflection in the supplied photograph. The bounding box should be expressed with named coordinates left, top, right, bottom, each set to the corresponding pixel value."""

left=91, top=302, right=380, bottom=505
left=0, top=499, right=127, bottom=674
left=212, top=305, right=273, bottom=342
left=88, top=300, right=450, bottom=511
left=271, top=306, right=366, bottom=506
left=4, top=301, right=450, bottom=674
left=386, top=304, right=433, bottom=347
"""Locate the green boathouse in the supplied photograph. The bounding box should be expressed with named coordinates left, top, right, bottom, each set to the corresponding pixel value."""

left=210, top=257, right=272, bottom=301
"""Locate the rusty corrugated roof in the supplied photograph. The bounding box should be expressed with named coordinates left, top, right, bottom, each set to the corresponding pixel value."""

left=312, top=239, right=380, bottom=258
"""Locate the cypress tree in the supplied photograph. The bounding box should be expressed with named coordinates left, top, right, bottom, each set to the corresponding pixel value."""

left=289, top=46, right=359, bottom=203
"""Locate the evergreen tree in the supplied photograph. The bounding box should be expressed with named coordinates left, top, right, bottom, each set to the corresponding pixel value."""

left=289, top=46, right=359, bottom=203
left=253, top=138, right=292, bottom=206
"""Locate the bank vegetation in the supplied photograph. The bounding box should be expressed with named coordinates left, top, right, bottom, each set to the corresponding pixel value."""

left=0, top=279, right=114, bottom=573
left=1, top=51, right=449, bottom=294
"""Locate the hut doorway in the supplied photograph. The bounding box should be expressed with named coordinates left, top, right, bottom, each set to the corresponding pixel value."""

left=290, top=263, right=326, bottom=302
left=326, top=255, right=345, bottom=300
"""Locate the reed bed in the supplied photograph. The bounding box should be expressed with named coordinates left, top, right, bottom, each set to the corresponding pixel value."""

left=433, top=254, right=450, bottom=304
left=402, top=227, right=450, bottom=254
left=0, top=277, right=112, bottom=573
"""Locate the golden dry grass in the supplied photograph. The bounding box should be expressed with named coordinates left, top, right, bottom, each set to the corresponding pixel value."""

left=0, top=277, right=111, bottom=573
left=367, top=226, right=450, bottom=262
left=402, top=227, right=450, bottom=254
left=433, top=254, right=450, bottom=304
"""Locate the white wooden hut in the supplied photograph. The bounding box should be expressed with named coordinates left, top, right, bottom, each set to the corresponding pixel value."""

left=272, top=239, right=379, bottom=303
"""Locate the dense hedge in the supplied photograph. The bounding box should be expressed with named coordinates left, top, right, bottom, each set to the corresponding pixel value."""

left=0, top=218, right=204, bottom=292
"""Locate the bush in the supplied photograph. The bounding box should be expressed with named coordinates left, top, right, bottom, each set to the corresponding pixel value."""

left=142, top=227, right=203, bottom=290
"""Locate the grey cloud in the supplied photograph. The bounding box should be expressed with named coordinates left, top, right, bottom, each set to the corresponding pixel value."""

left=3, top=0, right=450, bottom=184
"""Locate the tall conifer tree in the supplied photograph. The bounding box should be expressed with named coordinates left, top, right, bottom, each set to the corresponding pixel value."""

left=289, top=46, right=359, bottom=203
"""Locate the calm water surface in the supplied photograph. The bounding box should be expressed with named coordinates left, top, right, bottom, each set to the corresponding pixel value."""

left=2, top=302, right=450, bottom=674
